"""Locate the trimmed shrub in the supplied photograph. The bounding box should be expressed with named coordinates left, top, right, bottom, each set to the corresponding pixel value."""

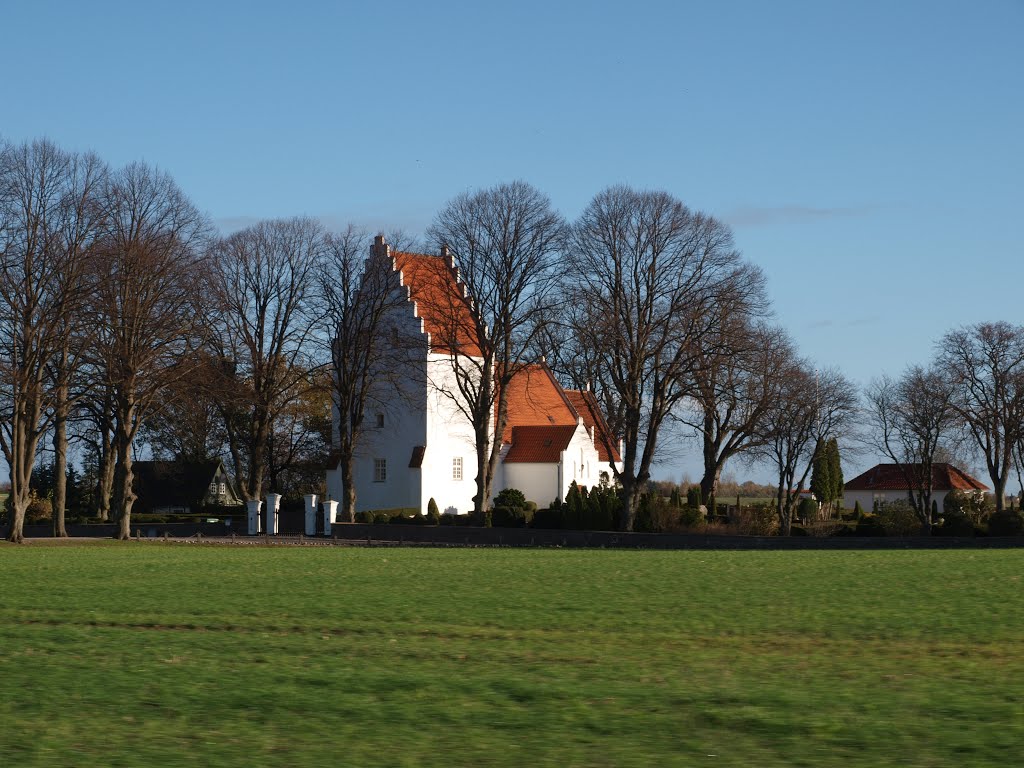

left=531, top=506, right=563, bottom=530
left=493, top=488, right=528, bottom=512
left=732, top=504, right=778, bottom=536
left=935, top=514, right=977, bottom=537
left=492, top=506, right=532, bottom=528
left=427, top=498, right=441, bottom=525
left=355, top=510, right=374, bottom=524
left=944, top=489, right=991, bottom=525
left=686, top=485, right=703, bottom=509
left=988, top=510, right=1024, bottom=537
left=797, top=497, right=818, bottom=523
left=677, top=505, right=704, bottom=529
left=874, top=501, right=921, bottom=536
left=854, top=515, right=888, bottom=537
left=372, top=511, right=390, bottom=525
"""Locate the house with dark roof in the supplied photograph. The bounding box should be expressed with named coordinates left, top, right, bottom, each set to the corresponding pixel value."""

left=132, top=459, right=242, bottom=515
left=324, top=235, right=622, bottom=514
left=843, top=463, right=988, bottom=512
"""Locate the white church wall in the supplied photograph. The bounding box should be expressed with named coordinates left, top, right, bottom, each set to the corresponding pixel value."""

left=503, top=462, right=560, bottom=508
left=560, top=421, right=602, bottom=499
left=326, top=265, right=429, bottom=516
left=422, top=353, right=481, bottom=515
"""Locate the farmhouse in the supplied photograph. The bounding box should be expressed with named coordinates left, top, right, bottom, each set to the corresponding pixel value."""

left=843, top=463, right=988, bottom=512
left=132, top=459, right=242, bottom=515
left=324, top=235, right=622, bottom=516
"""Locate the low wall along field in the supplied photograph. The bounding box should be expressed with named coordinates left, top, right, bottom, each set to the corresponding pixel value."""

left=0, top=543, right=1020, bottom=766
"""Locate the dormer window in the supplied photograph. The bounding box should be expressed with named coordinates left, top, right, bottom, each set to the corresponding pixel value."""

left=375, top=413, right=385, bottom=428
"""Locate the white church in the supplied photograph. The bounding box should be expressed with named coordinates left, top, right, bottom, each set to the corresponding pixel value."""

left=325, top=235, right=622, bottom=516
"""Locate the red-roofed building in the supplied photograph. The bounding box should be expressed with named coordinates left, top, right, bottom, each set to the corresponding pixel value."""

left=326, top=235, right=622, bottom=516
left=843, top=463, right=988, bottom=511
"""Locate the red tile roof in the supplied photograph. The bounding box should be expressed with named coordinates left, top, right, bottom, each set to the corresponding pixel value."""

left=504, top=425, right=578, bottom=463
left=393, top=250, right=481, bottom=356
left=498, top=363, right=578, bottom=443
left=564, top=389, right=622, bottom=464
left=844, top=463, right=989, bottom=492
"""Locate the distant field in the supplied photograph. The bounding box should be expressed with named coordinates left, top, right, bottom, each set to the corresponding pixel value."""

left=0, top=542, right=1021, bottom=767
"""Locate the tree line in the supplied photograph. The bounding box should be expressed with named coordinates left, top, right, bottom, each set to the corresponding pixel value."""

left=3, top=137, right=1021, bottom=542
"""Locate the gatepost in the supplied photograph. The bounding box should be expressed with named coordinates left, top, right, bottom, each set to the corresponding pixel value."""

left=304, top=494, right=318, bottom=536
left=322, top=500, right=338, bottom=536
left=246, top=499, right=262, bottom=535
left=264, top=493, right=281, bottom=535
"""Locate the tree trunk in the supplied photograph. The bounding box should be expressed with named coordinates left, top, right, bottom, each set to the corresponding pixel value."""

left=775, top=481, right=791, bottom=536
left=992, top=474, right=1006, bottom=515
left=6, top=496, right=28, bottom=544
left=111, top=405, right=136, bottom=540
left=6, top=413, right=38, bottom=543
left=52, top=388, right=69, bottom=537
left=699, top=426, right=723, bottom=508
left=95, top=408, right=115, bottom=521
left=97, top=441, right=115, bottom=522
left=341, top=454, right=357, bottom=523
left=472, top=417, right=490, bottom=517
left=620, top=478, right=642, bottom=532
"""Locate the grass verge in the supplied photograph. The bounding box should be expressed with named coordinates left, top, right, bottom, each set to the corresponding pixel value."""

left=1, top=542, right=1021, bottom=766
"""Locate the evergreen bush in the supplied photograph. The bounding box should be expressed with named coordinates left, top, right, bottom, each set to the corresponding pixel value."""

left=427, top=497, right=441, bottom=525
left=988, top=510, right=1024, bottom=537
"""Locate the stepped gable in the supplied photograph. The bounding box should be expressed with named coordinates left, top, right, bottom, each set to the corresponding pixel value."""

left=844, top=463, right=989, bottom=492
left=388, top=242, right=481, bottom=356
left=504, top=425, right=579, bottom=463
left=564, top=388, right=622, bottom=463
left=499, top=362, right=579, bottom=444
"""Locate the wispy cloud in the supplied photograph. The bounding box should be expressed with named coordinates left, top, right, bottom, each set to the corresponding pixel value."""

left=725, top=204, right=881, bottom=228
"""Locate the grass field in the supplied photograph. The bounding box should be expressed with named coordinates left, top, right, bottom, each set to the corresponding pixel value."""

left=0, top=542, right=1021, bottom=766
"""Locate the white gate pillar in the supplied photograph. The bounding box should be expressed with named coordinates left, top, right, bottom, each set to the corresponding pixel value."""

left=304, top=494, right=318, bottom=536
left=264, top=493, right=281, bottom=535
left=322, top=500, right=338, bottom=536
left=246, top=500, right=262, bottom=535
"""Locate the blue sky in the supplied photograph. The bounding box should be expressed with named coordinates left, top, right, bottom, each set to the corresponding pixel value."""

left=3, top=0, right=1022, bottom=483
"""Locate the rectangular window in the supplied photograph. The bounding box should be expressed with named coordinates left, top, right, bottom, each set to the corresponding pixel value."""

left=452, top=456, right=463, bottom=481
left=374, top=458, right=387, bottom=483
left=375, top=413, right=385, bottom=428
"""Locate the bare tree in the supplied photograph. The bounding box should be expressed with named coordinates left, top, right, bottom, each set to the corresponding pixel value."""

left=426, top=182, right=565, bottom=516
left=208, top=217, right=326, bottom=501
left=72, top=380, right=116, bottom=520
left=317, top=228, right=419, bottom=522
left=138, top=353, right=229, bottom=462
left=679, top=319, right=787, bottom=512
left=0, top=139, right=104, bottom=542
left=92, top=162, right=210, bottom=539
left=756, top=364, right=857, bottom=535
left=938, top=322, right=1024, bottom=514
left=863, top=366, right=959, bottom=533
left=562, top=185, right=763, bottom=531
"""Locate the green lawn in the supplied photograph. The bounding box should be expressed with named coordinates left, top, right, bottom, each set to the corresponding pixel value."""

left=0, top=542, right=1021, bottom=766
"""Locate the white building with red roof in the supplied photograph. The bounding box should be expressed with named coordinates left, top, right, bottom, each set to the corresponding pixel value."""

left=843, top=463, right=988, bottom=512
left=325, top=235, right=622, bottom=516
